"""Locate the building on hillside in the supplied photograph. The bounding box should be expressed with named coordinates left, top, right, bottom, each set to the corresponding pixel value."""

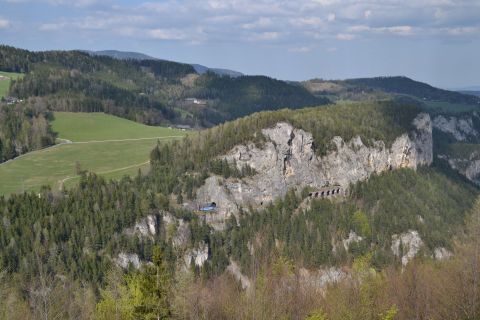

left=5, top=97, right=21, bottom=105
left=175, top=124, right=192, bottom=131
left=185, top=98, right=207, bottom=105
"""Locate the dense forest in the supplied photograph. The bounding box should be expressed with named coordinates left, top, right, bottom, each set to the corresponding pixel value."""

left=0, top=166, right=478, bottom=319
left=0, top=101, right=55, bottom=162
left=0, top=45, right=327, bottom=127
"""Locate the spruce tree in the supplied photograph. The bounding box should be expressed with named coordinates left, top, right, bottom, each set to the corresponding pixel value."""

left=133, top=245, right=172, bottom=320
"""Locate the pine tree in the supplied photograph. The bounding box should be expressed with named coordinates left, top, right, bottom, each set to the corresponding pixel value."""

left=133, top=246, right=172, bottom=320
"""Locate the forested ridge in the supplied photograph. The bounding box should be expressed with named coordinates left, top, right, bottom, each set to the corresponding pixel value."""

left=303, top=76, right=480, bottom=108
left=0, top=45, right=327, bottom=127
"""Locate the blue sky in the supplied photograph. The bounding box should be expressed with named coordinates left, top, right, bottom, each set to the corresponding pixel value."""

left=0, top=0, right=479, bottom=88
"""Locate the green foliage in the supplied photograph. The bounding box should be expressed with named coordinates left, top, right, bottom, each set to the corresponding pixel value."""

left=305, top=310, right=328, bottom=320
left=0, top=71, right=22, bottom=99
left=353, top=211, right=372, bottom=239
left=1, top=45, right=326, bottom=127
left=381, top=305, right=398, bottom=320
left=131, top=246, right=172, bottom=319
left=214, top=167, right=477, bottom=274
left=188, top=73, right=328, bottom=124
left=96, top=268, right=134, bottom=320
left=0, top=103, right=55, bottom=163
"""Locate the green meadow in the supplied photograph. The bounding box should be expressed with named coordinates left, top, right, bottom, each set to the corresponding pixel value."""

left=0, top=71, right=22, bottom=98
left=0, top=112, right=186, bottom=195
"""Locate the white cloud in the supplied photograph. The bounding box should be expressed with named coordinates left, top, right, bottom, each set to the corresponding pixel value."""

left=147, top=28, right=187, bottom=40
left=444, top=26, right=480, bottom=35
left=289, top=46, right=311, bottom=53
left=347, top=25, right=413, bottom=36
left=290, top=16, right=323, bottom=27
left=0, top=18, right=10, bottom=29
left=311, top=0, right=339, bottom=6
left=248, top=31, right=280, bottom=41
left=336, top=33, right=355, bottom=40
left=16, top=0, right=480, bottom=46
left=242, top=17, right=273, bottom=30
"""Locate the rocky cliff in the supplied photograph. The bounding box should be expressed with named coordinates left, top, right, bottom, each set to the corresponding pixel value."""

left=433, top=114, right=479, bottom=141
left=196, top=113, right=433, bottom=229
left=433, top=113, right=480, bottom=185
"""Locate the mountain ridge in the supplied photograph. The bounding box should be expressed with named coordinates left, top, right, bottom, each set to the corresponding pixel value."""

left=85, top=49, right=244, bottom=78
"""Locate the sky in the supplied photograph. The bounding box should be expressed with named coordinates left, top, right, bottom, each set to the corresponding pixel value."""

left=0, top=0, right=479, bottom=88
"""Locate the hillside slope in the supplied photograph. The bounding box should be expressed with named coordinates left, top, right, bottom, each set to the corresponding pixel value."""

left=1, top=45, right=324, bottom=127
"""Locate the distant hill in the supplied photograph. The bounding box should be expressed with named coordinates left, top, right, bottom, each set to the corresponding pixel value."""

left=345, top=76, right=479, bottom=105
left=459, top=90, right=480, bottom=97
left=303, top=76, right=480, bottom=113
left=86, top=50, right=155, bottom=60
left=190, top=64, right=243, bottom=78
left=86, top=49, right=243, bottom=78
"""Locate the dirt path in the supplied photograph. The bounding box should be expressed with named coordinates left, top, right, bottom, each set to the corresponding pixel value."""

left=58, top=160, right=151, bottom=190
left=66, top=136, right=183, bottom=144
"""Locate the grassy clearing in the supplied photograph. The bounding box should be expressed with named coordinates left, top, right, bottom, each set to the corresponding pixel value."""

left=0, top=112, right=186, bottom=195
left=51, top=112, right=180, bottom=141
left=0, top=71, right=22, bottom=98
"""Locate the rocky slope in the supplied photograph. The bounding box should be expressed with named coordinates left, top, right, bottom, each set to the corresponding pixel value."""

left=433, top=113, right=480, bottom=185
left=195, top=113, right=433, bottom=229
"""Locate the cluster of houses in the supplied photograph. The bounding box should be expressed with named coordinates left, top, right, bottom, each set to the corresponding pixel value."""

left=2, top=97, right=23, bottom=105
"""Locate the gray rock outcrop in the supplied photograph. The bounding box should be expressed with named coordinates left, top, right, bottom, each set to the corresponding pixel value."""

left=433, top=114, right=478, bottom=141
left=196, top=113, right=433, bottom=229
left=391, top=230, right=424, bottom=267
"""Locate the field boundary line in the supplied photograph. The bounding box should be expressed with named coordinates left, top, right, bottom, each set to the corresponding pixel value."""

left=58, top=160, right=150, bottom=189
left=65, top=135, right=184, bottom=144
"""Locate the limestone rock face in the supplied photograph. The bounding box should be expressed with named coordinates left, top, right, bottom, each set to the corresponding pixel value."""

left=184, top=242, right=209, bottom=267
left=434, top=247, right=452, bottom=261
left=125, top=214, right=158, bottom=238
left=433, top=114, right=478, bottom=141
left=115, top=252, right=141, bottom=269
left=434, top=113, right=480, bottom=185
left=391, top=230, right=424, bottom=267
left=438, top=155, right=480, bottom=186
left=195, top=113, right=433, bottom=229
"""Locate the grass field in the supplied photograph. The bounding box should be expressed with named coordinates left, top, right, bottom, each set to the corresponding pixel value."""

left=0, top=71, right=22, bottom=98
left=0, top=112, right=186, bottom=195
